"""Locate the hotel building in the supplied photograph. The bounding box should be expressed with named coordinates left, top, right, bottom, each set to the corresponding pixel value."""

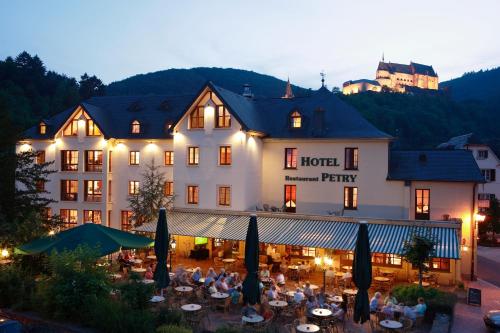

left=20, top=81, right=484, bottom=283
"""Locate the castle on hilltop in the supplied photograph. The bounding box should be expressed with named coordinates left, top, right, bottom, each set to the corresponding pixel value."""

left=343, top=60, right=439, bottom=95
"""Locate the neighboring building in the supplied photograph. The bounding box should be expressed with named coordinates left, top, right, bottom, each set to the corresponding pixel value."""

left=342, top=79, right=381, bottom=95
left=20, top=81, right=485, bottom=281
left=438, top=133, right=499, bottom=211
left=343, top=60, right=439, bottom=94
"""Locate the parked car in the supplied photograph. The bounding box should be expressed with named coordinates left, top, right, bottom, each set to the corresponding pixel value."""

left=484, top=310, right=500, bottom=332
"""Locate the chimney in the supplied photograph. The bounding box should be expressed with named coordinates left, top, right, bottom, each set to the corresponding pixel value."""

left=242, top=84, right=254, bottom=98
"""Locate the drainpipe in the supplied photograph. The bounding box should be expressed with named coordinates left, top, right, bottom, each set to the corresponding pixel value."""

left=470, top=183, right=477, bottom=281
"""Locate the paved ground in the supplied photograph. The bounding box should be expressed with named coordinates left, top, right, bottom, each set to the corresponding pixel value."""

left=478, top=246, right=500, bottom=287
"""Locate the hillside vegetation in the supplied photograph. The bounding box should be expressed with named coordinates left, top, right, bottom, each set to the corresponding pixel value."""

left=441, top=67, right=500, bottom=102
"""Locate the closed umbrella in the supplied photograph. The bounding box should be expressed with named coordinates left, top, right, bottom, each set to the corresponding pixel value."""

left=242, top=214, right=261, bottom=305
left=352, top=221, right=372, bottom=324
left=153, top=208, right=170, bottom=295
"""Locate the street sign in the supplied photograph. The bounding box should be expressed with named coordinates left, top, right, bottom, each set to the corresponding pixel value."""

left=467, top=287, right=481, bottom=306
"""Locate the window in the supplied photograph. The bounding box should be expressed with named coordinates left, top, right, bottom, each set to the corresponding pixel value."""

left=128, top=181, right=140, bottom=195
left=187, top=185, right=199, bottom=204
left=85, top=150, right=103, bottom=172
left=108, top=151, right=112, bottom=172
left=108, top=180, right=112, bottom=202
left=344, top=187, right=358, bottom=210
left=86, top=119, right=101, bottom=136
left=477, top=150, right=488, bottom=160
left=481, top=169, right=496, bottom=182
left=164, top=151, right=174, bottom=165
left=164, top=181, right=173, bottom=196
left=430, top=258, right=450, bottom=272
left=218, top=186, right=231, bottom=206
left=219, top=146, right=232, bottom=165
left=131, top=120, right=140, bottom=134
left=60, top=209, right=78, bottom=229
left=187, top=147, right=199, bottom=165
left=39, top=122, right=47, bottom=135
left=35, top=151, right=45, bottom=165
left=83, top=210, right=101, bottom=224
left=340, top=251, right=354, bottom=265
left=61, top=150, right=78, bottom=171
left=189, top=107, right=204, bottom=129
left=284, top=148, right=297, bottom=169
left=216, top=106, right=231, bottom=128
left=302, top=247, right=316, bottom=257
left=290, top=111, right=302, bottom=128
left=284, top=184, right=296, bottom=213
left=478, top=193, right=495, bottom=200
left=36, top=180, right=45, bottom=192
left=415, top=189, right=430, bottom=220
left=372, top=253, right=402, bottom=267
left=42, top=208, right=52, bottom=221
left=121, top=211, right=133, bottom=231
left=345, top=148, right=359, bottom=170
left=84, top=180, right=102, bottom=202
left=61, top=180, right=78, bottom=201
left=129, top=151, right=140, bottom=165
left=63, top=117, right=79, bottom=136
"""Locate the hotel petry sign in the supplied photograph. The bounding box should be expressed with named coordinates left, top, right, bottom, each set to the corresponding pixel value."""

left=284, top=156, right=357, bottom=183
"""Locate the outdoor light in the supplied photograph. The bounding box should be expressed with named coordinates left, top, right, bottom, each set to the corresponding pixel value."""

left=314, top=257, right=322, bottom=265
left=48, top=230, right=55, bottom=236
left=474, top=213, right=486, bottom=222
left=171, top=238, right=177, bottom=250
left=470, top=212, right=487, bottom=281
left=1, top=248, right=9, bottom=258
left=325, top=257, right=333, bottom=267
left=204, top=99, right=215, bottom=115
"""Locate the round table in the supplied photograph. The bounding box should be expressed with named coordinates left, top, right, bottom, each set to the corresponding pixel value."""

left=242, top=315, right=264, bottom=323
left=111, top=273, right=122, bottom=279
left=285, top=291, right=296, bottom=298
left=181, top=304, right=202, bottom=312
left=304, top=284, right=319, bottom=290
left=0, top=259, right=13, bottom=265
left=379, top=320, right=403, bottom=330
left=269, top=300, right=288, bottom=308
left=185, top=268, right=195, bottom=273
left=175, top=286, right=193, bottom=292
left=146, top=255, right=157, bottom=260
left=131, top=258, right=143, bottom=264
left=131, top=267, right=146, bottom=273
left=198, top=277, right=205, bottom=284
left=380, top=269, right=393, bottom=275
left=374, top=277, right=390, bottom=282
left=343, top=289, right=358, bottom=295
left=211, top=292, right=230, bottom=299
left=342, top=265, right=352, bottom=271
left=222, top=258, right=236, bottom=263
left=311, top=308, right=332, bottom=317
left=328, top=296, right=343, bottom=303
left=288, top=265, right=299, bottom=270
left=150, top=295, right=165, bottom=303
left=296, top=324, right=320, bottom=333
left=169, top=272, right=175, bottom=278
left=413, top=281, right=430, bottom=287
left=422, top=274, right=431, bottom=279
left=141, top=279, right=155, bottom=284
left=335, top=272, right=344, bottom=277
left=259, top=263, right=268, bottom=268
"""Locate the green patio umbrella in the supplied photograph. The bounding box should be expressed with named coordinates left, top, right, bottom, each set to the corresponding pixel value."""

left=352, top=221, right=372, bottom=324
left=153, top=208, right=170, bottom=294
left=15, top=223, right=153, bottom=256
left=242, top=214, right=261, bottom=305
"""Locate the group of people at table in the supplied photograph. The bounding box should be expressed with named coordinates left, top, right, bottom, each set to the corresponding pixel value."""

left=370, top=291, right=427, bottom=322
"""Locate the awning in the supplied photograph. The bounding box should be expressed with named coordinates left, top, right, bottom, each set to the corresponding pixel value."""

left=134, top=210, right=460, bottom=259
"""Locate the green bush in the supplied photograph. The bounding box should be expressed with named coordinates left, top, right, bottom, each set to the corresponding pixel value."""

left=119, top=273, right=155, bottom=310
left=392, top=285, right=457, bottom=317
left=0, top=264, right=36, bottom=309
left=156, top=325, right=192, bottom=333
left=155, top=306, right=184, bottom=327
left=215, top=325, right=242, bottom=333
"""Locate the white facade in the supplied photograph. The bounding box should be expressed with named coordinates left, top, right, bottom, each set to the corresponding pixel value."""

left=466, top=144, right=500, bottom=208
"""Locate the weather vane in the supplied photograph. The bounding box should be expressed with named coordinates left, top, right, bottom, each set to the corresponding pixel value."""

left=320, top=70, right=326, bottom=87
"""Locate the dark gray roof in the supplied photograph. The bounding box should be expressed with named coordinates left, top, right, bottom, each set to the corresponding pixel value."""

left=410, top=62, right=437, bottom=76
left=436, top=133, right=484, bottom=149
left=24, top=82, right=391, bottom=140
left=377, top=61, right=437, bottom=77
left=388, top=150, right=485, bottom=183
left=343, top=79, right=380, bottom=86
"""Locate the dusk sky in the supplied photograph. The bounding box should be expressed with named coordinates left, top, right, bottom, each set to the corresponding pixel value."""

left=1, top=0, right=499, bottom=89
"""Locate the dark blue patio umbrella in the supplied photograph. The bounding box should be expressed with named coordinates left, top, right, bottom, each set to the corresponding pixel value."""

left=153, top=208, right=170, bottom=295
left=352, top=221, right=372, bottom=324
left=242, top=214, right=261, bottom=305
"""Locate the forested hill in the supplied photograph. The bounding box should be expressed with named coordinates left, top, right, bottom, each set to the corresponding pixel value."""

left=107, top=67, right=309, bottom=97
left=441, top=67, right=500, bottom=102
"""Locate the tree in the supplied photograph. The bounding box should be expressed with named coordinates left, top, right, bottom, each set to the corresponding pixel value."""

left=331, top=86, right=341, bottom=94
left=127, top=159, right=174, bottom=226
left=479, top=198, right=500, bottom=242
left=79, top=73, right=105, bottom=100
left=402, top=232, right=437, bottom=287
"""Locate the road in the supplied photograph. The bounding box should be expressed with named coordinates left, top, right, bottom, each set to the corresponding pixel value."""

left=477, top=246, right=500, bottom=287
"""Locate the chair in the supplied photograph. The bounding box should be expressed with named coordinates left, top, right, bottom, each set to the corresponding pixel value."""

left=399, top=317, right=413, bottom=333
left=369, top=320, right=383, bottom=333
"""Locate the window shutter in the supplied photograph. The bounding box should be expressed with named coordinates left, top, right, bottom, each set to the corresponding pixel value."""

left=491, top=169, right=496, bottom=181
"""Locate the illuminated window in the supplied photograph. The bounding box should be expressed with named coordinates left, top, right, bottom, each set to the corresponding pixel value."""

left=190, top=107, right=204, bottom=129
left=63, top=118, right=79, bottom=136
left=284, top=148, right=297, bottom=169
left=415, top=189, right=430, bottom=220
left=85, top=150, right=103, bottom=172
left=129, top=151, right=140, bottom=165
left=290, top=111, right=302, bottom=128
left=340, top=251, right=354, bottom=265
left=164, top=181, right=174, bottom=196
left=216, top=106, right=231, bottom=128
left=61, top=150, right=78, bottom=171
left=121, top=211, right=133, bottom=231
left=86, top=119, right=101, bottom=136
left=218, top=186, right=231, bottom=206
left=187, top=185, right=199, bottom=204
left=128, top=181, right=140, bottom=195
left=413, top=258, right=450, bottom=272
left=60, top=209, right=78, bottom=229
left=302, top=247, right=316, bottom=257
left=131, top=120, right=141, bottom=134
left=108, top=180, right=112, bottom=202
left=164, top=151, right=174, bottom=165
left=84, top=180, right=102, bottom=202
left=344, top=187, right=358, bottom=210
left=61, top=180, right=78, bottom=201
left=39, top=122, right=47, bottom=135
left=372, top=253, right=402, bottom=267
left=284, top=184, right=296, bottom=213
left=35, top=151, right=45, bottom=165
left=345, top=148, right=359, bottom=170
left=108, top=151, right=112, bottom=172
left=83, top=210, right=101, bottom=224
left=188, top=147, right=199, bottom=165
left=219, top=146, right=232, bottom=165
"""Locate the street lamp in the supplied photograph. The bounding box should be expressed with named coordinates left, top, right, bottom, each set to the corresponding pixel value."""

left=169, top=237, right=176, bottom=271
left=1, top=248, right=9, bottom=258
left=315, top=256, right=334, bottom=290
left=470, top=213, right=486, bottom=280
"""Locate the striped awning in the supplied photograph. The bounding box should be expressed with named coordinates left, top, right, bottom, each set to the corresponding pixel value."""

left=134, top=210, right=460, bottom=259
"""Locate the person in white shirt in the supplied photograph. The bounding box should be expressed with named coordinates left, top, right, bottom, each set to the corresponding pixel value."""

left=216, top=277, right=229, bottom=292
left=261, top=267, right=270, bottom=278
left=275, top=273, right=285, bottom=285
left=293, top=288, right=305, bottom=303
left=266, top=244, right=274, bottom=256
left=303, top=282, right=314, bottom=298
left=208, top=281, right=218, bottom=294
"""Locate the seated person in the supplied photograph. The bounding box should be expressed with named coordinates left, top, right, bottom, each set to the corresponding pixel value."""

left=191, top=267, right=202, bottom=283
left=259, top=280, right=265, bottom=293
left=208, top=281, right=218, bottom=294
left=231, top=286, right=242, bottom=305
left=261, top=267, right=271, bottom=278
left=204, top=275, right=214, bottom=287
left=216, top=276, right=229, bottom=292
left=384, top=291, right=398, bottom=305
left=370, top=292, right=382, bottom=313
left=381, top=302, right=395, bottom=318
left=306, top=295, right=319, bottom=315
left=242, top=302, right=258, bottom=317
left=342, top=271, right=352, bottom=287
left=317, top=288, right=328, bottom=308
left=403, top=297, right=427, bottom=320
left=267, top=285, right=279, bottom=301
left=293, top=287, right=305, bottom=303
left=179, top=272, right=193, bottom=286
left=144, top=266, right=154, bottom=280
left=217, top=268, right=226, bottom=280
left=275, top=272, right=285, bottom=285
left=303, top=282, right=314, bottom=298
left=206, top=267, right=217, bottom=279
left=280, top=262, right=288, bottom=274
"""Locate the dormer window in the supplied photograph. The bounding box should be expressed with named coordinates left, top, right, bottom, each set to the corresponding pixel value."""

left=290, top=111, right=302, bottom=128
left=190, top=107, right=204, bottom=129
left=131, top=120, right=140, bottom=134
left=216, top=106, right=231, bottom=128
left=39, top=122, right=47, bottom=135
left=86, top=119, right=101, bottom=136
